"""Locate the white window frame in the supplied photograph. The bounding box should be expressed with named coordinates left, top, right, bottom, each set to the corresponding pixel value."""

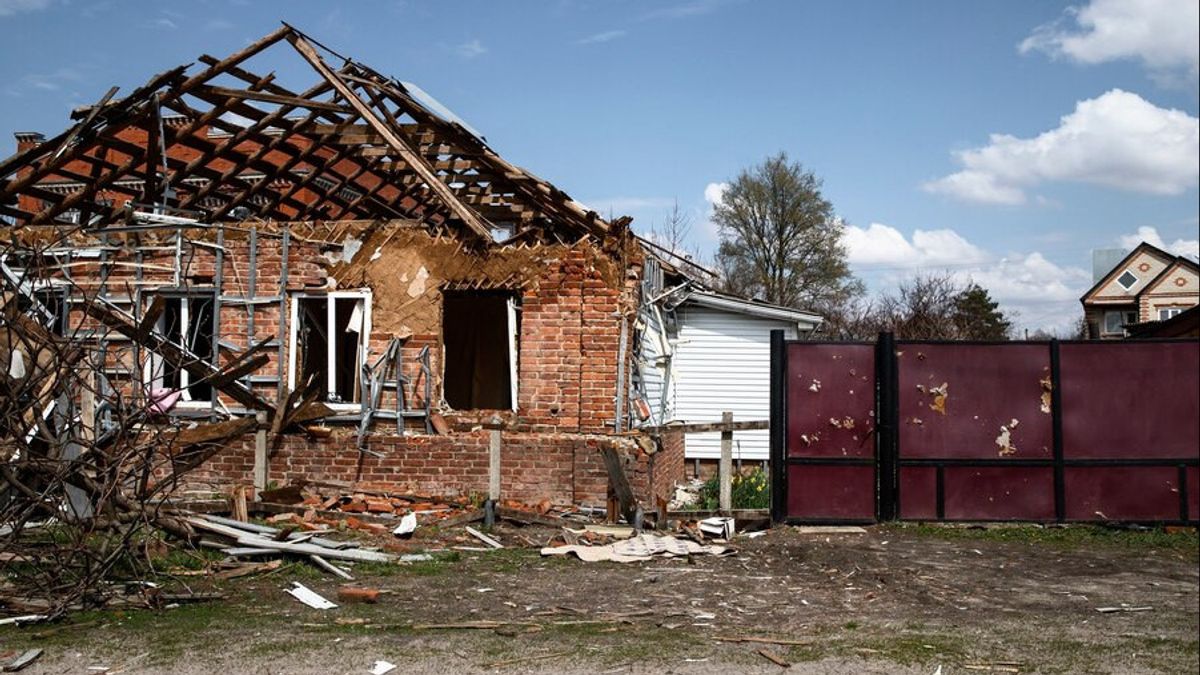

left=506, top=297, right=519, bottom=411
left=144, top=293, right=216, bottom=407
left=1158, top=307, right=1184, bottom=321
left=287, top=289, right=373, bottom=413
left=1116, top=269, right=1138, bottom=290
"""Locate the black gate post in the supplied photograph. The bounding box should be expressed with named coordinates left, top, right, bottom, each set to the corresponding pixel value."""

left=769, top=329, right=787, bottom=523
left=1050, top=339, right=1066, bottom=523
left=876, top=332, right=900, bottom=521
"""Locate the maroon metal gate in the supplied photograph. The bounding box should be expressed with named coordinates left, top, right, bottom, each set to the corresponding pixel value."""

left=770, top=332, right=1200, bottom=525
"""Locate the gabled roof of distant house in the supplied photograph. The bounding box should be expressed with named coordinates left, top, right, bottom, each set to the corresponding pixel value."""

left=1080, top=241, right=1198, bottom=304
left=0, top=24, right=608, bottom=243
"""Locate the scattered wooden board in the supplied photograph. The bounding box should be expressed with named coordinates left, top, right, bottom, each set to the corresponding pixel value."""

left=756, top=649, right=791, bottom=668
left=465, top=526, right=504, bottom=549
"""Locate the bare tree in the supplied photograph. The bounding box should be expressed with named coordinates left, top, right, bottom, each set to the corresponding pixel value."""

left=0, top=228, right=265, bottom=619
left=646, top=199, right=694, bottom=257
left=821, top=273, right=1012, bottom=341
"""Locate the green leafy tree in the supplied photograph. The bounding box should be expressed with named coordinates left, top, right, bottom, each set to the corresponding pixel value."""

left=953, top=283, right=1012, bottom=340
left=712, top=152, right=862, bottom=311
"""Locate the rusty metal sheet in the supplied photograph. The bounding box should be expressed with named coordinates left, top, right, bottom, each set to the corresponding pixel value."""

left=1064, top=467, right=1182, bottom=521
left=785, top=465, right=876, bottom=520
left=1059, top=342, right=1200, bottom=460
left=943, top=467, right=1055, bottom=521
left=786, top=343, right=875, bottom=459
left=898, top=343, right=1053, bottom=460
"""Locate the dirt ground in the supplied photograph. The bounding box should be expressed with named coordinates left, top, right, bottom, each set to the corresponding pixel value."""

left=2, top=523, right=1196, bottom=674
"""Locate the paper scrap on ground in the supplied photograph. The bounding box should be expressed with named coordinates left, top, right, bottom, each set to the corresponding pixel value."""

left=542, top=533, right=733, bottom=563
left=286, top=582, right=337, bottom=610
left=370, top=661, right=397, bottom=675
left=392, top=512, right=417, bottom=537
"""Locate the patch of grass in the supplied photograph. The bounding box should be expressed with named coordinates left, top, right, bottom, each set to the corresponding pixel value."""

left=885, top=522, right=1199, bottom=556
left=691, top=468, right=770, bottom=510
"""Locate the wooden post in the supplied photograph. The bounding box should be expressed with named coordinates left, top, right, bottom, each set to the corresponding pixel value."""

left=719, top=411, right=733, bottom=514
left=79, top=374, right=96, bottom=442
left=486, top=415, right=501, bottom=527
left=253, top=411, right=268, bottom=501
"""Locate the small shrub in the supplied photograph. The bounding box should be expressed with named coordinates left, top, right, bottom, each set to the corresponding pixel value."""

left=696, top=468, right=770, bottom=510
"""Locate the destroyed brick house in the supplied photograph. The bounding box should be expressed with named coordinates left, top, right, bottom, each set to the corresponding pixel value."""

left=0, top=26, right=686, bottom=512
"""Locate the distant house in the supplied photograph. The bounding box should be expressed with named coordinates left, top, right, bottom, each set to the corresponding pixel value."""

left=1081, top=242, right=1199, bottom=339
left=633, top=242, right=822, bottom=472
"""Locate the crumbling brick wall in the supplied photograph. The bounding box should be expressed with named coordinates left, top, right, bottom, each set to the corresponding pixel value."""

left=37, top=219, right=664, bottom=508
left=185, top=429, right=673, bottom=507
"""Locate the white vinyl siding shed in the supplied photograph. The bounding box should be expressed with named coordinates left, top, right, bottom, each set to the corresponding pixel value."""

left=672, top=306, right=799, bottom=460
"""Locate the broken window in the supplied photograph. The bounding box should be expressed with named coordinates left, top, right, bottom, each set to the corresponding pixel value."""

left=290, top=292, right=370, bottom=406
left=442, top=291, right=519, bottom=410
left=145, top=292, right=216, bottom=403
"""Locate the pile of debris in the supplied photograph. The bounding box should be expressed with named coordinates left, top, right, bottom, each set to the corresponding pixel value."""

left=185, top=514, right=401, bottom=581
left=244, top=480, right=574, bottom=532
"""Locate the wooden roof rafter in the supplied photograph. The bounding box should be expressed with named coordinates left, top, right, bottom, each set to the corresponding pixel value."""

left=0, top=23, right=612, bottom=243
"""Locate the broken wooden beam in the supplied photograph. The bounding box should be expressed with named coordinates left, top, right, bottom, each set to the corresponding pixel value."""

left=634, top=420, right=769, bottom=434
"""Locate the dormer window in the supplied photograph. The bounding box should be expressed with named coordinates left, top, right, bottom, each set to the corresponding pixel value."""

left=1116, top=270, right=1138, bottom=290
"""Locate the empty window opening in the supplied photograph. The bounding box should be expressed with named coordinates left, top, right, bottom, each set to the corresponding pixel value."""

left=147, top=293, right=215, bottom=403
left=442, top=291, right=519, bottom=410
left=292, top=293, right=369, bottom=405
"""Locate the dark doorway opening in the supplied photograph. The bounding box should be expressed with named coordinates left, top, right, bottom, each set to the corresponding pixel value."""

left=442, top=291, right=518, bottom=410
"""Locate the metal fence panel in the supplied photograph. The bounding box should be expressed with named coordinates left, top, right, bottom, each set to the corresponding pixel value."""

left=772, top=333, right=1199, bottom=525
left=1059, top=342, right=1199, bottom=460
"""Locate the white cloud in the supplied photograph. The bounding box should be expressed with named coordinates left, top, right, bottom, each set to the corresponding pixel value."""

left=151, top=16, right=178, bottom=29
left=641, top=0, right=734, bottom=21
left=19, top=67, right=82, bottom=93
left=924, top=89, right=1199, bottom=204
left=456, top=39, right=487, bottom=59
left=842, top=223, right=989, bottom=267
left=1020, top=0, right=1199, bottom=85
left=1118, top=225, right=1200, bottom=258
left=963, top=252, right=1091, bottom=304
left=0, top=0, right=52, bottom=17
left=846, top=222, right=1091, bottom=334
left=703, top=182, right=728, bottom=207
left=577, top=29, right=627, bottom=45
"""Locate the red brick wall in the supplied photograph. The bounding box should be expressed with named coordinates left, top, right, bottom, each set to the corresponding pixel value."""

left=184, top=428, right=666, bottom=508
left=40, top=223, right=647, bottom=509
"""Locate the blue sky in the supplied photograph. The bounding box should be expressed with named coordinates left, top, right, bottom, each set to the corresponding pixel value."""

left=1, top=0, right=1197, bottom=333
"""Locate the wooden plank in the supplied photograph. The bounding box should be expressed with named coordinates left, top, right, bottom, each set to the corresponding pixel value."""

left=488, top=425, right=501, bottom=502
left=253, top=411, right=267, bottom=501
left=464, top=526, right=504, bottom=549
left=286, top=32, right=493, bottom=241
left=634, top=419, right=769, bottom=434
left=175, top=417, right=257, bottom=448
left=193, top=84, right=351, bottom=113
left=600, top=446, right=639, bottom=525
left=719, top=411, right=733, bottom=514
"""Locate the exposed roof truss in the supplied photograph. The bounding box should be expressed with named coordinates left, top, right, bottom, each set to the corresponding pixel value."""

left=0, top=25, right=608, bottom=243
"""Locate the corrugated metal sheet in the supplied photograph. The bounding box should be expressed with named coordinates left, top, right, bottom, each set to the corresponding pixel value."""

left=673, top=306, right=798, bottom=459
left=635, top=304, right=674, bottom=425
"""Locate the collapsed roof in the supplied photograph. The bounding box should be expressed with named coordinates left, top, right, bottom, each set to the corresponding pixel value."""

left=0, top=24, right=608, bottom=243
